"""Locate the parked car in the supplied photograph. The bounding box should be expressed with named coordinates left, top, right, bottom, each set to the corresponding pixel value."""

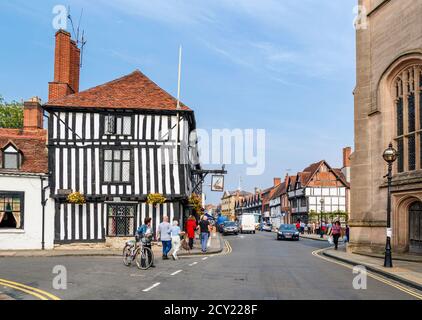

left=261, top=222, right=272, bottom=232
left=222, top=221, right=239, bottom=236
left=277, top=224, right=300, bottom=241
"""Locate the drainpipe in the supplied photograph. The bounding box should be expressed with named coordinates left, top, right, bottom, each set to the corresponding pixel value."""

left=40, top=176, right=49, bottom=250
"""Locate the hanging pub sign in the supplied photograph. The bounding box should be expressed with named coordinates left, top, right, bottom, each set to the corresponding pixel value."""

left=211, top=175, right=224, bottom=192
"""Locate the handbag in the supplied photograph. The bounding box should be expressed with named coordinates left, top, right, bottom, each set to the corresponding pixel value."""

left=328, top=235, right=334, bottom=245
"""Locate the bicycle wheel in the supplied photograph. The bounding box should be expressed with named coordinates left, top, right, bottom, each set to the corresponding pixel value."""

left=123, top=245, right=133, bottom=266
left=135, top=247, right=154, bottom=270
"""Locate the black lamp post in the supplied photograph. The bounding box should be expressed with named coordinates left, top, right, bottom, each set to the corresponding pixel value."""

left=320, top=198, right=324, bottom=238
left=382, top=142, right=397, bottom=268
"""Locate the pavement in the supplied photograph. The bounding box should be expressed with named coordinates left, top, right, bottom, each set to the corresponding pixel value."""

left=0, top=231, right=421, bottom=300
left=0, top=232, right=223, bottom=258
left=321, top=246, right=422, bottom=291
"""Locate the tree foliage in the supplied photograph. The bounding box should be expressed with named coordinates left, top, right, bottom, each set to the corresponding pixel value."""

left=0, top=95, right=23, bottom=128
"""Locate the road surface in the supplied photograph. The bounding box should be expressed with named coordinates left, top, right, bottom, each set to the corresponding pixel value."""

left=0, top=231, right=420, bottom=300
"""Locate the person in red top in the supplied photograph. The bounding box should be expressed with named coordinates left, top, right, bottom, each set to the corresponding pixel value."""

left=185, top=214, right=197, bottom=250
left=296, top=220, right=301, bottom=231
left=331, top=221, right=342, bottom=250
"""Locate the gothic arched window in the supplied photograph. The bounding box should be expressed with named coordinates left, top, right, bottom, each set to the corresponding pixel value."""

left=394, top=65, right=422, bottom=173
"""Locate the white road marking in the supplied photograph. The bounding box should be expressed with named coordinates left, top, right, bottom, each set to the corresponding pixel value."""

left=171, top=270, right=183, bottom=276
left=202, top=257, right=208, bottom=260
left=130, top=274, right=146, bottom=277
left=142, top=282, right=160, bottom=292
left=189, top=262, right=198, bottom=266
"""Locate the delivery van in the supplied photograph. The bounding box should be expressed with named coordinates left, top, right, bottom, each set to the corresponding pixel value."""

left=240, top=214, right=256, bottom=234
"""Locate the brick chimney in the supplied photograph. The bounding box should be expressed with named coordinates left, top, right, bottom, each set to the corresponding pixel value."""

left=23, top=97, right=43, bottom=129
left=48, top=29, right=80, bottom=101
left=273, top=177, right=281, bottom=186
left=343, top=147, right=352, bottom=168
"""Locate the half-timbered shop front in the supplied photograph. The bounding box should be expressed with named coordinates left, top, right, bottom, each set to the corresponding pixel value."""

left=44, top=30, right=198, bottom=245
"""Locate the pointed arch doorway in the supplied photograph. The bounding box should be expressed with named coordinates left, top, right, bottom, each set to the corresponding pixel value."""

left=409, top=201, right=422, bottom=254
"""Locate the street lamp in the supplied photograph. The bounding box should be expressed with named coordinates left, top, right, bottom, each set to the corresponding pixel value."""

left=320, top=198, right=324, bottom=238
left=382, top=142, right=397, bottom=268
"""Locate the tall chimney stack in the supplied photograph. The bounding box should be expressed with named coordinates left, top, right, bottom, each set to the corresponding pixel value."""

left=48, top=29, right=80, bottom=101
left=343, top=147, right=352, bottom=168
left=273, top=177, right=281, bottom=186
left=23, top=97, right=43, bottom=129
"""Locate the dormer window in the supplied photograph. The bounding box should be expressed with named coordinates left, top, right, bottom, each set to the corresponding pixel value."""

left=2, top=144, right=22, bottom=169
left=104, top=115, right=132, bottom=136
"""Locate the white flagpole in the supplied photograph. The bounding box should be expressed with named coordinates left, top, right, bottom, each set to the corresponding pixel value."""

left=176, top=45, right=182, bottom=110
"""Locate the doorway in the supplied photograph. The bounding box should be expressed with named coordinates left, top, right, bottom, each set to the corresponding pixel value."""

left=409, top=201, right=422, bottom=254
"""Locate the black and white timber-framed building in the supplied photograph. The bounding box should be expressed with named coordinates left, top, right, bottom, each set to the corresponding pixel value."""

left=44, top=30, right=199, bottom=244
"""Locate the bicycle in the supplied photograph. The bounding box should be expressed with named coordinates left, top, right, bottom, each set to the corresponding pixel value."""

left=122, top=237, right=154, bottom=270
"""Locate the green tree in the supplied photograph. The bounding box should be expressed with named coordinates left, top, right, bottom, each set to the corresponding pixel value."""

left=0, top=95, right=23, bottom=128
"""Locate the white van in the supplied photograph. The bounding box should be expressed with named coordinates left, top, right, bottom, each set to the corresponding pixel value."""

left=240, top=214, right=256, bottom=234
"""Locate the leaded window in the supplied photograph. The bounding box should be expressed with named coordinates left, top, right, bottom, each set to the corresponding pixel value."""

left=104, top=115, right=132, bottom=136
left=107, top=204, right=136, bottom=236
left=394, top=65, right=422, bottom=173
left=103, top=149, right=132, bottom=183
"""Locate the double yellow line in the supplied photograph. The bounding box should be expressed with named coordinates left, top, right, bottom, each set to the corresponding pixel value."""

left=0, top=278, right=61, bottom=300
left=223, top=240, right=232, bottom=255
left=312, top=247, right=422, bottom=300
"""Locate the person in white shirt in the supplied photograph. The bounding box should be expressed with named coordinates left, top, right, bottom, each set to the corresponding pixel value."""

left=168, top=220, right=183, bottom=260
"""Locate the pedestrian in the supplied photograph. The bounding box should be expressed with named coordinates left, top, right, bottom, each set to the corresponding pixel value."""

left=312, top=222, right=316, bottom=234
left=331, top=221, right=342, bottom=250
left=199, top=215, right=211, bottom=253
left=185, top=214, right=197, bottom=250
left=168, top=220, right=182, bottom=260
left=307, top=222, right=312, bottom=235
left=300, top=221, right=305, bottom=234
left=136, top=217, right=155, bottom=267
left=157, top=215, right=172, bottom=260
left=296, top=220, right=301, bottom=231
left=345, top=224, right=350, bottom=243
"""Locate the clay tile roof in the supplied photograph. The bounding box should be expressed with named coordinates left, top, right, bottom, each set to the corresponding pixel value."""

left=0, top=128, right=47, bottom=174
left=46, top=70, right=192, bottom=111
left=271, top=182, right=286, bottom=199
left=333, top=168, right=350, bottom=187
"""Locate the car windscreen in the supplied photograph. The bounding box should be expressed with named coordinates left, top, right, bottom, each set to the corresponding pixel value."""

left=280, top=225, right=296, bottom=231
left=225, top=222, right=236, bottom=227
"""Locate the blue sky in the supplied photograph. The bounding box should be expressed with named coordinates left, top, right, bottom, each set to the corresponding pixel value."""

left=0, top=0, right=356, bottom=204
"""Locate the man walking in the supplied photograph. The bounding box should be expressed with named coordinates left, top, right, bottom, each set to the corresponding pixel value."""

left=157, top=216, right=172, bottom=260
left=199, top=215, right=211, bottom=253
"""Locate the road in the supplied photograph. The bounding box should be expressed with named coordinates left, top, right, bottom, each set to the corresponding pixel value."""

left=0, top=231, right=420, bottom=300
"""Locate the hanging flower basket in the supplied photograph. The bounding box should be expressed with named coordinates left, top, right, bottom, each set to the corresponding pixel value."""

left=67, top=192, right=86, bottom=205
left=189, top=193, right=203, bottom=216
left=147, top=193, right=166, bottom=207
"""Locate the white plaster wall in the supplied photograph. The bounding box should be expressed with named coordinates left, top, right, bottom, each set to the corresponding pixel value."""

left=0, top=175, right=54, bottom=250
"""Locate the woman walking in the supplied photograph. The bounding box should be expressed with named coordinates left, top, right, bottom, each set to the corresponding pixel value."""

left=168, top=220, right=182, bottom=260
left=331, top=221, right=342, bottom=250
left=185, top=214, right=197, bottom=250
